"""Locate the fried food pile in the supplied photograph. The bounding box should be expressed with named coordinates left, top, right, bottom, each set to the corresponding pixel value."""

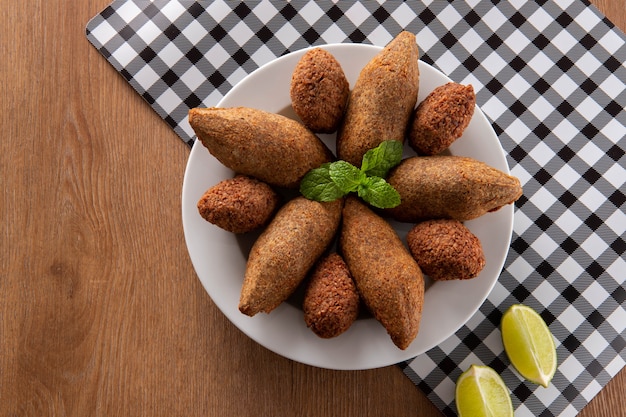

left=188, top=31, right=522, bottom=350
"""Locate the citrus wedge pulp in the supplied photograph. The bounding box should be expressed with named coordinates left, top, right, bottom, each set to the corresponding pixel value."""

left=501, top=304, right=557, bottom=387
left=455, top=364, right=514, bottom=417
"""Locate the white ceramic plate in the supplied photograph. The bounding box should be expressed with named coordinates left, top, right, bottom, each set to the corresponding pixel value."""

left=182, top=43, right=514, bottom=370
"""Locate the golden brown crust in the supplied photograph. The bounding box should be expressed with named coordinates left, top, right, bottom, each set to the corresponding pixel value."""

left=337, top=31, right=419, bottom=166
left=197, top=175, right=280, bottom=234
left=386, top=156, right=523, bottom=222
left=239, top=197, right=343, bottom=316
left=188, top=107, right=333, bottom=188
left=409, top=83, right=476, bottom=155
left=406, top=219, right=485, bottom=281
left=290, top=48, right=349, bottom=133
left=339, top=197, right=424, bottom=350
left=303, top=253, right=359, bottom=338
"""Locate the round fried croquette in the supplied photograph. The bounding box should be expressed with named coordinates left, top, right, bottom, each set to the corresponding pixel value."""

left=290, top=48, right=349, bottom=133
left=303, top=253, right=359, bottom=339
left=197, top=175, right=280, bottom=234
left=408, top=82, right=476, bottom=155
left=406, top=219, right=485, bottom=281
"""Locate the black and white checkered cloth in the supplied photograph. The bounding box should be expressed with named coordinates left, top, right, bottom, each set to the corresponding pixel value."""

left=87, top=1, right=625, bottom=416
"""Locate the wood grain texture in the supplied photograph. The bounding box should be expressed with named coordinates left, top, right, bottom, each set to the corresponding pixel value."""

left=0, top=1, right=623, bottom=416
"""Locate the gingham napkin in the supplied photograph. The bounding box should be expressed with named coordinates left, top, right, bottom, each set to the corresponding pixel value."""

left=86, top=2, right=625, bottom=416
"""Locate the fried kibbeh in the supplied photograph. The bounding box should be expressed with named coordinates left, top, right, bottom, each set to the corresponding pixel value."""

left=197, top=175, right=280, bottom=234
left=337, top=31, right=419, bottom=166
left=290, top=48, right=349, bottom=133
left=239, top=197, right=343, bottom=316
left=303, top=253, right=359, bottom=338
left=188, top=107, right=333, bottom=188
left=407, top=219, right=485, bottom=281
left=340, top=197, right=424, bottom=350
left=386, top=156, right=522, bottom=222
left=409, top=82, right=476, bottom=155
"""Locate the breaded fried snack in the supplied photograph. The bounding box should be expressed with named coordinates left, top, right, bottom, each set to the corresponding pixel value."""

left=189, top=107, right=333, bottom=188
left=239, top=197, right=343, bottom=316
left=406, top=219, right=485, bottom=281
left=337, top=31, right=419, bottom=166
left=197, top=175, right=280, bottom=234
left=303, top=253, right=359, bottom=338
left=290, top=48, right=349, bottom=133
left=386, top=156, right=522, bottom=222
left=340, top=197, right=424, bottom=350
left=408, top=82, right=476, bottom=155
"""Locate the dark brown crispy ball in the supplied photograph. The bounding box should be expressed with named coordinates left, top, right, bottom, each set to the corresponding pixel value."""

left=290, top=48, right=349, bottom=133
left=303, top=253, right=359, bottom=338
left=408, top=82, right=476, bottom=155
left=197, top=175, right=279, bottom=234
left=406, top=219, right=485, bottom=281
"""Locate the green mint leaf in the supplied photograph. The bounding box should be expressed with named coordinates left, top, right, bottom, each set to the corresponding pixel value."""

left=329, top=161, right=366, bottom=193
left=361, top=140, right=403, bottom=178
left=300, top=163, right=346, bottom=202
left=357, top=176, right=401, bottom=209
left=300, top=143, right=403, bottom=208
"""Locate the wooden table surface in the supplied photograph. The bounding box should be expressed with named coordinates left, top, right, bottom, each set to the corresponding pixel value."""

left=1, top=1, right=624, bottom=416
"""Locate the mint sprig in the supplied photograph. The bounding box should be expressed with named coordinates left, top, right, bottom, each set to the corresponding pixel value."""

left=329, top=161, right=366, bottom=193
left=357, top=176, right=401, bottom=208
left=299, top=163, right=345, bottom=202
left=361, top=140, right=403, bottom=178
left=300, top=141, right=402, bottom=208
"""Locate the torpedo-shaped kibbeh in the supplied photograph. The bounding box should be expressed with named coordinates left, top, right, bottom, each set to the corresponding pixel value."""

left=239, top=197, right=343, bottom=316
left=188, top=107, right=333, bottom=188
left=337, top=31, right=419, bottom=167
left=340, top=197, right=424, bottom=350
left=386, top=156, right=523, bottom=222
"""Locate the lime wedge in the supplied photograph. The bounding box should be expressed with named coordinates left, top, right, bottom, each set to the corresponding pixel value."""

left=501, top=304, right=557, bottom=387
left=455, top=364, right=514, bottom=417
